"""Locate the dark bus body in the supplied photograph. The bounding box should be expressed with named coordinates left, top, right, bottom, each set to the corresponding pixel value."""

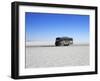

left=55, top=37, right=73, bottom=46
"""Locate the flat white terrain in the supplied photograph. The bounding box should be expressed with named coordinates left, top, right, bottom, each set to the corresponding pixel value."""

left=25, top=44, right=89, bottom=68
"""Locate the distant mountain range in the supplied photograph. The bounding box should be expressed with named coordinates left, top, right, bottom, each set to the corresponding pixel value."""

left=26, top=41, right=89, bottom=46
